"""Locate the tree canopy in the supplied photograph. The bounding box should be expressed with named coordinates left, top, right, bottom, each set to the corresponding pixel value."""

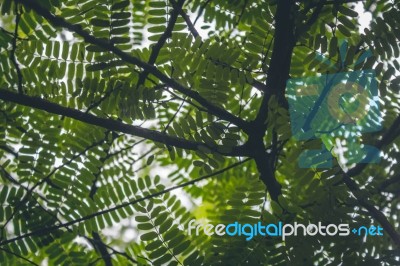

left=0, top=0, right=399, bottom=265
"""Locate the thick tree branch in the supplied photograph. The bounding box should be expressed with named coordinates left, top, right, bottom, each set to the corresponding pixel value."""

left=0, top=89, right=249, bottom=157
left=252, top=80, right=268, bottom=92
left=253, top=145, right=282, bottom=202
left=149, top=0, right=184, bottom=65
left=250, top=0, right=295, bottom=201
left=18, top=0, right=250, bottom=132
left=90, top=232, right=113, bottom=266
left=254, top=0, right=295, bottom=126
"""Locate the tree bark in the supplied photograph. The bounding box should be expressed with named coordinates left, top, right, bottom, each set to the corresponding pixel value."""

left=249, top=132, right=282, bottom=202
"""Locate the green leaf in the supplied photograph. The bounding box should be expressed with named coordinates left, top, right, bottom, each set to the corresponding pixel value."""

left=147, top=155, right=155, bottom=165
left=338, top=5, right=358, bottom=17
left=338, top=16, right=356, bottom=29
left=135, top=215, right=150, bottom=222
left=148, top=25, right=166, bottom=33
left=140, top=231, right=158, bottom=241
left=153, top=254, right=172, bottom=265
left=173, top=240, right=190, bottom=255
left=91, top=19, right=109, bottom=27
left=337, top=24, right=351, bottom=37
left=112, top=0, right=130, bottom=10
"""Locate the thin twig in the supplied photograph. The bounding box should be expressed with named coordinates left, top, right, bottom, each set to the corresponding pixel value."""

left=0, top=247, right=39, bottom=265
left=0, top=158, right=253, bottom=247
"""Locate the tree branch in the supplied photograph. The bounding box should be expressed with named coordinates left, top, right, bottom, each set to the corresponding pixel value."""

left=322, top=114, right=400, bottom=246
left=235, top=0, right=248, bottom=27
left=0, top=247, right=39, bottom=265
left=347, top=115, right=400, bottom=178
left=194, top=0, right=212, bottom=25
left=341, top=173, right=400, bottom=247
left=250, top=0, right=295, bottom=201
left=136, top=0, right=184, bottom=89
left=379, top=173, right=400, bottom=192
left=0, top=89, right=249, bottom=157
left=18, top=0, right=250, bottom=132
left=90, top=232, right=113, bottom=266
left=89, top=136, right=115, bottom=199
left=85, top=235, right=137, bottom=264
left=0, top=145, right=18, bottom=158
left=170, top=0, right=200, bottom=38
left=295, top=0, right=326, bottom=39
left=254, top=0, right=295, bottom=126
left=335, top=115, right=400, bottom=246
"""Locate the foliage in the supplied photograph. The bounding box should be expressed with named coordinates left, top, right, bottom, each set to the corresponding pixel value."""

left=0, top=0, right=399, bottom=265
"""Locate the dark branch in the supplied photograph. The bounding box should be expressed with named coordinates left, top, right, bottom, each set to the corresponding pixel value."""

left=85, top=235, right=137, bottom=264
left=0, top=165, right=20, bottom=186
left=235, top=0, right=249, bottom=27
left=0, top=247, right=39, bottom=265
left=0, top=89, right=249, bottom=157
left=86, top=85, right=121, bottom=113
left=90, top=232, right=113, bottom=266
left=136, top=0, right=184, bottom=89
left=254, top=0, right=295, bottom=126
left=379, top=174, right=400, bottom=192
left=194, top=0, right=212, bottom=25
left=170, top=0, right=200, bottom=38
left=0, top=145, right=18, bottom=157
left=295, top=0, right=326, bottom=39
left=89, top=136, right=115, bottom=198
left=250, top=0, right=295, bottom=201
